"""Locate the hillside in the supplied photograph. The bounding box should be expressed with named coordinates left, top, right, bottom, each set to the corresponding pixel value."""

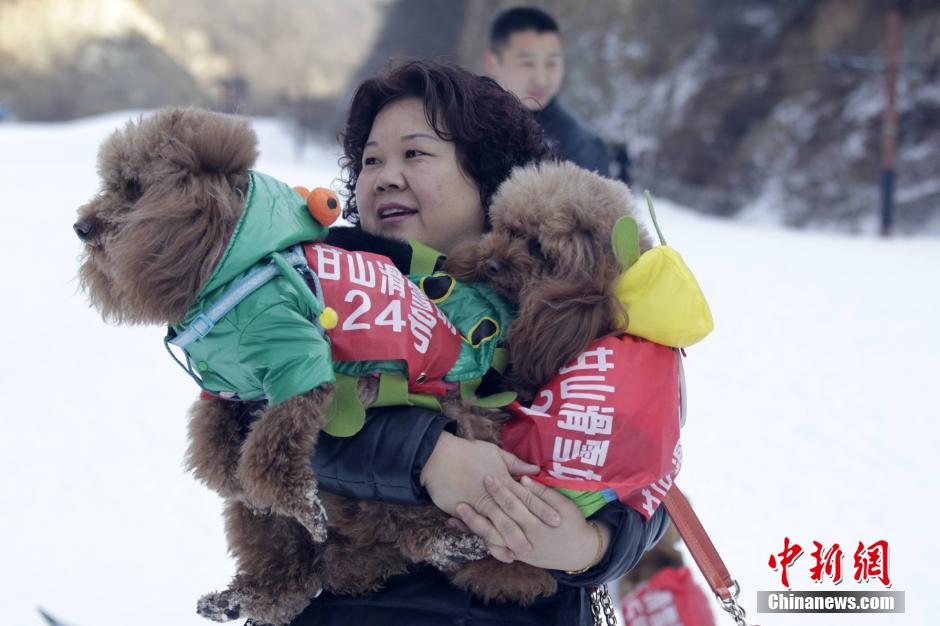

left=0, top=0, right=382, bottom=119
left=0, top=0, right=937, bottom=232
left=458, top=0, right=940, bottom=233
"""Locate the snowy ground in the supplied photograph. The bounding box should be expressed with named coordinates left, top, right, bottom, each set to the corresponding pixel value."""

left=0, top=111, right=936, bottom=626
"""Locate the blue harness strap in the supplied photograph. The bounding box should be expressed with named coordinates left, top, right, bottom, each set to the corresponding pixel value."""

left=169, top=247, right=313, bottom=349
left=163, top=245, right=325, bottom=395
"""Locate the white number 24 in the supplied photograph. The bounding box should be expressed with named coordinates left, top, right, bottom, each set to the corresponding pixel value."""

left=341, top=290, right=406, bottom=333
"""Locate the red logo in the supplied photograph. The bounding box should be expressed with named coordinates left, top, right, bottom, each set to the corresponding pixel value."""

left=854, top=540, right=891, bottom=587
left=768, top=537, right=803, bottom=589
left=769, top=538, right=892, bottom=588
left=810, top=542, right=844, bottom=584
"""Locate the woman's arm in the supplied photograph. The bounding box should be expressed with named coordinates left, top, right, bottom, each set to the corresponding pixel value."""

left=312, top=407, right=550, bottom=519
left=555, top=501, right=669, bottom=586
left=311, top=405, right=449, bottom=504
left=451, top=474, right=669, bottom=583
left=420, top=431, right=552, bottom=517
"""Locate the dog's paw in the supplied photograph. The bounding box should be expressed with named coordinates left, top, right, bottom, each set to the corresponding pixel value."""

left=428, top=532, right=489, bottom=568
left=297, top=485, right=328, bottom=542
left=449, top=560, right=558, bottom=605
left=197, top=589, right=243, bottom=622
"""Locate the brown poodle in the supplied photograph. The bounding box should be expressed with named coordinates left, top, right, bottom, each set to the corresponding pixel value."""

left=441, top=160, right=653, bottom=599
left=74, top=108, right=496, bottom=625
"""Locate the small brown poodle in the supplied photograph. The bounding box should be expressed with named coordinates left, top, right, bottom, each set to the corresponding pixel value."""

left=439, top=160, right=652, bottom=599
left=74, top=108, right=646, bottom=624
left=74, top=108, right=494, bottom=625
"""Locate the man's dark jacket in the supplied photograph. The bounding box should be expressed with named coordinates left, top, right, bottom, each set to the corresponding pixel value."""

left=536, top=98, right=610, bottom=175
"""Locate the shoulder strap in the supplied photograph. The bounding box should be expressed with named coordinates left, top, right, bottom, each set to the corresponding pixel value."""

left=663, top=485, right=734, bottom=599
left=163, top=246, right=318, bottom=394
left=169, top=247, right=311, bottom=349
left=663, top=484, right=757, bottom=624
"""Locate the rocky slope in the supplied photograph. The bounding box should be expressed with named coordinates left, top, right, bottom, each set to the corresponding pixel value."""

left=0, top=0, right=382, bottom=119
left=1, top=0, right=936, bottom=232
left=458, top=0, right=940, bottom=233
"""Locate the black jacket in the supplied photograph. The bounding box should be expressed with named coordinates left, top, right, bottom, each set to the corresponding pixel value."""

left=536, top=99, right=610, bottom=176
left=300, top=405, right=669, bottom=626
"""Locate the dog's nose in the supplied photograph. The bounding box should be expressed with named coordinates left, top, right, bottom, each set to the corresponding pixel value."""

left=484, top=259, right=502, bottom=276
left=73, top=217, right=98, bottom=242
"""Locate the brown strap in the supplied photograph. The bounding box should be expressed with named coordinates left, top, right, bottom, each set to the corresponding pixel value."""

left=663, top=483, right=736, bottom=601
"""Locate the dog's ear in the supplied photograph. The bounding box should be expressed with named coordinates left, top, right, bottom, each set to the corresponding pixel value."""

left=156, top=108, right=258, bottom=196
left=107, top=176, right=240, bottom=325
left=181, top=109, right=258, bottom=191
left=507, top=277, right=622, bottom=395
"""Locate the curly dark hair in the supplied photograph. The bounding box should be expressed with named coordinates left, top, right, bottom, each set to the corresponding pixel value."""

left=338, top=60, right=552, bottom=226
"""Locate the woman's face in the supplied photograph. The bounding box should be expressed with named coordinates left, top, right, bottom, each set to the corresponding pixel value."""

left=355, top=98, right=485, bottom=256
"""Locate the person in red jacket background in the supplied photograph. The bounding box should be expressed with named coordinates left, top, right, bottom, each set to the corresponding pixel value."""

left=619, top=524, right=716, bottom=626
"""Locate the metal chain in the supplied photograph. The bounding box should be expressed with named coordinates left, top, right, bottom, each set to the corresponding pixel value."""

left=718, top=580, right=755, bottom=626
left=590, top=584, right=619, bottom=626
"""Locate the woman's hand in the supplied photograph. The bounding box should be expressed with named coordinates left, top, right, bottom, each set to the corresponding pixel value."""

left=449, top=475, right=611, bottom=571
left=420, top=432, right=561, bottom=527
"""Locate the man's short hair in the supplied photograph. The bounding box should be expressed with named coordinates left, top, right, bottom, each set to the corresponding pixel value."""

left=489, top=7, right=559, bottom=54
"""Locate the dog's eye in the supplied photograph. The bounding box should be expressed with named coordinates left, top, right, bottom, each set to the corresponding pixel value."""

left=125, top=178, right=143, bottom=203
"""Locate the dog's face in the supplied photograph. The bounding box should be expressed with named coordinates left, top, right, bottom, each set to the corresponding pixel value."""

left=75, top=108, right=258, bottom=325
left=447, top=161, right=648, bottom=394
left=448, top=161, right=644, bottom=300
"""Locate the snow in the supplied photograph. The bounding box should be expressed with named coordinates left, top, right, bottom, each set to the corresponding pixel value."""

left=668, top=35, right=717, bottom=127
left=741, top=6, right=781, bottom=40
left=843, top=79, right=883, bottom=123
left=897, top=178, right=940, bottom=205
left=770, top=95, right=819, bottom=144
left=918, top=81, right=940, bottom=105
left=1, top=111, right=936, bottom=626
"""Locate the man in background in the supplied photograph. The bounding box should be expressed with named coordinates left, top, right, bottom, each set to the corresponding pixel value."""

left=485, top=6, right=610, bottom=175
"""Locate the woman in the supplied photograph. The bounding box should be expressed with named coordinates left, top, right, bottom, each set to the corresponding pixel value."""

left=296, top=61, right=668, bottom=625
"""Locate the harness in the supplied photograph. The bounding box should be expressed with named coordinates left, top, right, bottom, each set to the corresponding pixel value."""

left=165, top=242, right=514, bottom=437
left=165, top=246, right=329, bottom=391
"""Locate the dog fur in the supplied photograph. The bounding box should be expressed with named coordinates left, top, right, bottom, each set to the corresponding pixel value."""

left=431, top=160, right=653, bottom=602
left=446, top=160, right=652, bottom=402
